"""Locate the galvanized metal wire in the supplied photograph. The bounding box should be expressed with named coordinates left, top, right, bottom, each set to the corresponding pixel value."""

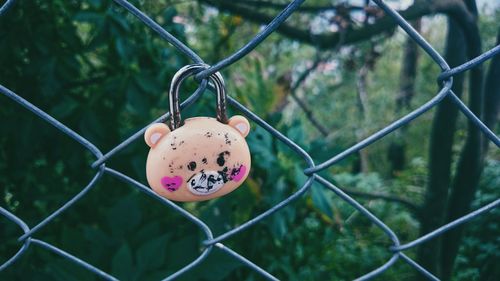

left=1, top=0, right=499, bottom=280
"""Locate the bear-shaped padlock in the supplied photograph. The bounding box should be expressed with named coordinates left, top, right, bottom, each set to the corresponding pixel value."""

left=144, top=64, right=251, bottom=202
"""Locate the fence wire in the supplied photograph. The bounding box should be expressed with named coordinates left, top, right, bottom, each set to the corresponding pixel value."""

left=1, top=0, right=499, bottom=280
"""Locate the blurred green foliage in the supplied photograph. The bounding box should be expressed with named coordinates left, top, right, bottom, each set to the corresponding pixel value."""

left=0, top=1, right=498, bottom=281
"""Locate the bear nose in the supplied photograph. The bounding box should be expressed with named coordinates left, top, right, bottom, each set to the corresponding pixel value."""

left=188, top=170, right=225, bottom=196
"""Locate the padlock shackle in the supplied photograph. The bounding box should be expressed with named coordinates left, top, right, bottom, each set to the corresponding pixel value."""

left=169, top=64, right=227, bottom=130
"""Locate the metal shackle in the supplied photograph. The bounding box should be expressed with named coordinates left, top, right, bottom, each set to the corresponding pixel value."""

left=169, top=64, right=228, bottom=130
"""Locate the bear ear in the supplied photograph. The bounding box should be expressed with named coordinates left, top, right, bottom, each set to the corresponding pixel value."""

left=228, top=115, right=250, bottom=138
left=145, top=123, right=170, bottom=148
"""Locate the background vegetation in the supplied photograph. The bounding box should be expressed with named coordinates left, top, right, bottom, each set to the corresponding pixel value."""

left=1, top=0, right=498, bottom=280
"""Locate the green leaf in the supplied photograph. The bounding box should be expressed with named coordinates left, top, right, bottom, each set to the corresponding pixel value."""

left=112, top=243, right=134, bottom=281
left=134, top=74, right=160, bottom=95
left=269, top=212, right=288, bottom=239
left=106, top=194, right=142, bottom=237
left=164, top=235, right=198, bottom=270
left=247, top=126, right=277, bottom=170
left=310, top=183, right=334, bottom=218
left=87, top=0, right=102, bottom=8
left=115, top=37, right=131, bottom=60
left=136, top=234, right=169, bottom=271
left=51, top=259, right=91, bottom=281
left=74, top=11, right=104, bottom=24
left=50, top=97, right=79, bottom=119
left=108, top=10, right=130, bottom=33
left=162, top=7, right=178, bottom=23
left=126, top=81, right=149, bottom=116
left=79, top=110, right=107, bottom=143
left=191, top=248, right=242, bottom=281
left=294, top=164, right=308, bottom=187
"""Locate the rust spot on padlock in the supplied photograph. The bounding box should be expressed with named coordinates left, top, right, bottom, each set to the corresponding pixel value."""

left=144, top=64, right=251, bottom=202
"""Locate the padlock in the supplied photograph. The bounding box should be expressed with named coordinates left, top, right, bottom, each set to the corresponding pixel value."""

left=144, top=64, right=251, bottom=202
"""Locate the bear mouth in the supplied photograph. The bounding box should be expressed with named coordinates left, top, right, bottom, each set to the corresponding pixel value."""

left=187, top=170, right=226, bottom=195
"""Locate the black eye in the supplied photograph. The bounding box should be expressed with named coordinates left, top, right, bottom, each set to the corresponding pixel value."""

left=217, top=154, right=225, bottom=166
left=188, top=161, right=197, bottom=171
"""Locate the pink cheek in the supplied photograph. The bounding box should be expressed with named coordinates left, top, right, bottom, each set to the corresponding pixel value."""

left=160, top=176, right=183, bottom=192
left=231, top=165, right=247, bottom=182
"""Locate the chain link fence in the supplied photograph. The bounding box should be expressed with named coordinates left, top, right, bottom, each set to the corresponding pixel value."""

left=1, top=0, right=499, bottom=280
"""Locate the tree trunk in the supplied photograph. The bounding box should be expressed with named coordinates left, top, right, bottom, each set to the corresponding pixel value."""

left=417, top=17, right=467, bottom=278
left=388, top=19, right=421, bottom=174
left=441, top=25, right=498, bottom=281
left=439, top=1, right=484, bottom=279
left=396, top=19, right=421, bottom=110
left=481, top=28, right=500, bottom=153
left=355, top=64, right=371, bottom=173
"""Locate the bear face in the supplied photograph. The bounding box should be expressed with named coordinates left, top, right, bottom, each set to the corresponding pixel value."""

left=144, top=116, right=251, bottom=202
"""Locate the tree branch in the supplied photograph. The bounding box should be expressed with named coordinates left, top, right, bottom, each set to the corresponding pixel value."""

left=286, top=25, right=348, bottom=137
left=199, top=0, right=453, bottom=49
left=340, top=186, right=420, bottom=214
left=288, top=53, right=330, bottom=136
left=238, top=1, right=365, bottom=14
left=321, top=175, right=420, bottom=213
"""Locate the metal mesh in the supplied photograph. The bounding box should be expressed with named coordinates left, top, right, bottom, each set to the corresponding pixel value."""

left=1, top=0, right=499, bottom=280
